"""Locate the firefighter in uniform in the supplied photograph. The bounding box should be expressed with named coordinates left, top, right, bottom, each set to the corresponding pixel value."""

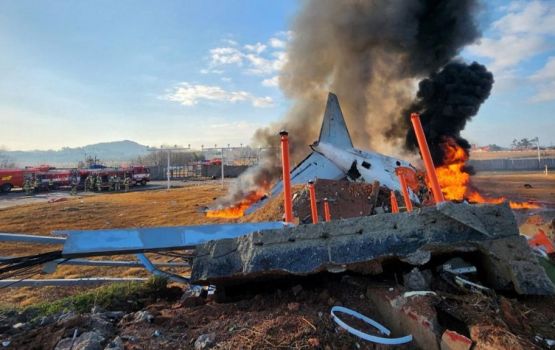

left=33, top=177, right=40, bottom=193
left=114, top=176, right=121, bottom=192
left=23, top=178, right=32, bottom=195
left=108, top=176, right=114, bottom=191
left=96, top=176, right=103, bottom=192
left=123, top=175, right=130, bottom=192
left=84, top=175, right=91, bottom=192
left=48, top=178, right=54, bottom=191
left=70, top=176, right=78, bottom=195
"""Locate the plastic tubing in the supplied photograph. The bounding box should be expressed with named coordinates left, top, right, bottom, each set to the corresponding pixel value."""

left=330, top=306, right=413, bottom=345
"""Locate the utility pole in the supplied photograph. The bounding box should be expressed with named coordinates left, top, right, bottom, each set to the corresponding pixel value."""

left=536, top=137, right=541, bottom=169
left=221, top=147, right=225, bottom=188
left=167, top=149, right=171, bottom=190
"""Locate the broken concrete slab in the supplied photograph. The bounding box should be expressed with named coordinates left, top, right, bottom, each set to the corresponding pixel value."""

left=191, top=202, right=555, bottom=295
left=477, top=236, right=555, bottom=295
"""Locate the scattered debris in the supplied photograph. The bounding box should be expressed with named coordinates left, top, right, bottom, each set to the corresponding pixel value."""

left=403, top=268, right=432, bottom=291
left=55, top=331, right=105, bottom=350
left=403, top=291, right=437, bottom=298
left=454, top=276, right=492, bottom=295
left=330, top=306, right=413, bottom=345
left=440, top=330, right=472, bottom=350
left=292, top=179, right=392, bottom=223
left=104, top=336, right=124, bottom=350
left=441, top=257, right=477, bottom=275
left=194, top=333, right=216, bottom=350
left=131, top=310, right=154, bottom=324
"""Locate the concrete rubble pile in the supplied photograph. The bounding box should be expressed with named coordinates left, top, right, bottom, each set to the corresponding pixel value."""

left=192, top=202, right=555, bottom=296
left=292, top=179, right=391, bottom=223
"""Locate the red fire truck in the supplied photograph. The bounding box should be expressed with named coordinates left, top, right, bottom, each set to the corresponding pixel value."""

left=0, top=165, right=150, bottom=193
left=0, top=169, right=27, bottom=192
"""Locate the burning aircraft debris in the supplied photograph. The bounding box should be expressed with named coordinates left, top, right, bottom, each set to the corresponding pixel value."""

left=434, top=137, right=540, bottom=209
left=211, top=0, right=486, bottom=212
left=207, top=92, right=538, bottom=218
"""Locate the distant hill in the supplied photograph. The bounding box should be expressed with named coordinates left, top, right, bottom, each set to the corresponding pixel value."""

left=4, top=140, right=149, bottom=167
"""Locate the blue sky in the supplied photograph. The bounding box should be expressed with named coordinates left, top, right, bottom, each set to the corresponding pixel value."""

left=0, top=0, right=554, bottom=151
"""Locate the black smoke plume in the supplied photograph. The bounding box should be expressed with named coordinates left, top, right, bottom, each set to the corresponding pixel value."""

left=403, top=61, right=494, bottom=165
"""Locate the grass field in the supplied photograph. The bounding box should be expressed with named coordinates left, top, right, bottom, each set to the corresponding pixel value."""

left=0, top=184, right=229, bottom=306
left=471, top=171, right=555, bottom=205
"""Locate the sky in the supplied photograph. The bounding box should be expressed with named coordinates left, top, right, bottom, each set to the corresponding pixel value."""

left=0, top=0, right=554, bottom=151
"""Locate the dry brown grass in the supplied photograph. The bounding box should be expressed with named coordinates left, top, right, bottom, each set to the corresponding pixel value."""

left=471, top=171, right=555, bottom=204
left=0, top=184, right=233, bottom=306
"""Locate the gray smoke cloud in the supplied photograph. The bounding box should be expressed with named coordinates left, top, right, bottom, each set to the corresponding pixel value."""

left=216, top=0, right=483, bottom=208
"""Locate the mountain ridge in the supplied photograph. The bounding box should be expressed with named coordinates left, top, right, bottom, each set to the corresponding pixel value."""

left=2, top=140, right=149, bottom=167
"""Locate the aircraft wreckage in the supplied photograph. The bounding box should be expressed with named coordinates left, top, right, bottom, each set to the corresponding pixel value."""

left=1, top=94, right=553, bottom=297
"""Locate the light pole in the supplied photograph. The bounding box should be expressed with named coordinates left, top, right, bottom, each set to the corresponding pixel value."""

left=535, top=137, right=541, bottom=168
left=166, top=148, right=171, bottom=190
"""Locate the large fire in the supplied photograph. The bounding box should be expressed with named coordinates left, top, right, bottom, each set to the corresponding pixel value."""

left=206, top=188, right=268, bottom=219
left=435, top=138, right=539, bottom=209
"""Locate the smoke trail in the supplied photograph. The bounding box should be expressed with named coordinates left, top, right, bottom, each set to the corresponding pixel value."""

left=216, top=0, right=484, bottom=208
left=402, top=61, right=494, bottom=165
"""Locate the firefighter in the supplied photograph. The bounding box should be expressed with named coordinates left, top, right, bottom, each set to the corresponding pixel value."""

left=84, top=175, right=91, bottom=192
left=33, top=177, right=40, bottom=193
left=96, top=176, right=103, bottom=192
left=23, top=178, right=32, bottom=195
left=114, top=176, right=121, bottom=191
left=70, top=176, right=78, bottom=196
left=123, top=176, right=130, bottom=192
left=108, top=176, right=114, bottom=191
left=48, top=178, right=54, bottom=192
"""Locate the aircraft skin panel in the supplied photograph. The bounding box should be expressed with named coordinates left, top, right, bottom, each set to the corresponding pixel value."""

left=318, top=93, right=353, bottom=149
left=270, top=152, right=344, bottom=197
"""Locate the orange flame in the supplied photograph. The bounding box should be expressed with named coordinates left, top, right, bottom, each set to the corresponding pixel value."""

left=206, top=188, right=268, bottom=219
left=434, top=138, right=539, bottom=210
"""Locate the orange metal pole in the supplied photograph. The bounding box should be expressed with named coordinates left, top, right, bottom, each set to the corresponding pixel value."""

left=280, top=130, right=294, bottom=223
left=390, top=191, right=399, bottom=213
left=410, top=113, right=445, bottom=204
left=396, top=171, right=413, bottom=212
left=308, top=180, right=318, bottom=224
left=323, top=198, right=331, bottom=222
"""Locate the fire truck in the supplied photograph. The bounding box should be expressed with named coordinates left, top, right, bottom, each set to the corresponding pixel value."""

left=0, top=169, right=27, bottom=193
left=0, top=165, right=150, bottom=193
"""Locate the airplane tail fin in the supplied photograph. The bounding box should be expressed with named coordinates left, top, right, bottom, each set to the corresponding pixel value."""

left=317, top=93, right=353, bottom=149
